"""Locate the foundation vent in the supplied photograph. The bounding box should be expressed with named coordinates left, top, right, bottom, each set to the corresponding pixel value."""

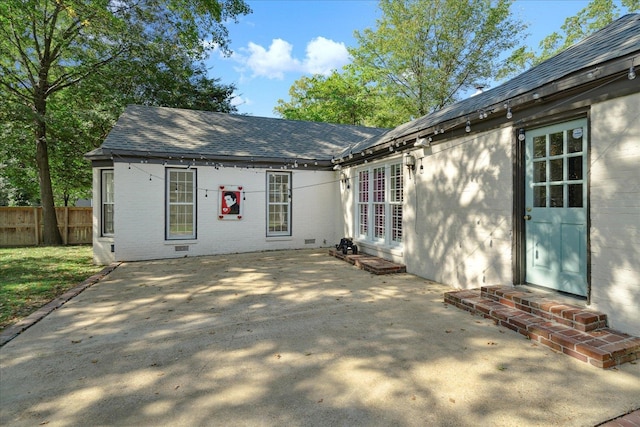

left=174, top=245, right=189, bottom=252
left=304, top=239, right=316, bottom=245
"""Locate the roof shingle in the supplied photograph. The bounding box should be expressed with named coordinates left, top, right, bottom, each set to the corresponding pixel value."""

left=93, top=105, right=390, bottom=161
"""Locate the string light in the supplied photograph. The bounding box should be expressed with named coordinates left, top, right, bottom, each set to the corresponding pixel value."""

left=629, top=58, right=636, bottom=80
left=465, top=119, right=471, bottom=133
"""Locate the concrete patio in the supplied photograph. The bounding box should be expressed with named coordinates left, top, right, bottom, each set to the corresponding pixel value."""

left=1, top=249, right=638, bottom=426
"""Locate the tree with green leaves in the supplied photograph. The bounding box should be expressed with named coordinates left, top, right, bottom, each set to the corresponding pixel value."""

left=350, top=0, right=527, bottom=121
left=274, top=70, right=378, bottom=126
left=0, top=0, right=250, bottom=244
left=276, top=0, right=527, bottom=127
left=535, top=0, right=639, bottom=62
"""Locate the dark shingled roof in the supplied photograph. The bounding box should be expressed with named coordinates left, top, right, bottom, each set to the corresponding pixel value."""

left=89, top=105, right=390, bottom=161
left=344, top=13, right=640, bottom=155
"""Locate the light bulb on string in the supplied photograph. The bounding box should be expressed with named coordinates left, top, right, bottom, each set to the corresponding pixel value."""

left=506, top=107, right=513, bottom=119
left=465, top=120, right=471, bottom=133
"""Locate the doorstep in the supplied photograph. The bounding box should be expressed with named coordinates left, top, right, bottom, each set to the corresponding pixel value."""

left=444, top=285, right=640, bottom=369
left=328, top=249, right=406, bottom=275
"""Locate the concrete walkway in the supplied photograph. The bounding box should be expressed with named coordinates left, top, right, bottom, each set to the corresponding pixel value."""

left=1, top=249, right=638, bottom=426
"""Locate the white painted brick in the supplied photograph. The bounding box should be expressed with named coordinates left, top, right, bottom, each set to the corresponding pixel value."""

left=590, top=93, right=640, bottom=334
left=94, top=163, right=340, bottom=263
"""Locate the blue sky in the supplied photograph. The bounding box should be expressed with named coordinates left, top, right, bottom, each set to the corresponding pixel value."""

left=204, top=0, right=628, bottom=118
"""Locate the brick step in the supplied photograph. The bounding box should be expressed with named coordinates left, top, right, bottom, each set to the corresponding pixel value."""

left=444, top=288, right=640, bottom=369
left=328, top=249, right=406, bottom=275
left=481, top=285, right=608, bottom=332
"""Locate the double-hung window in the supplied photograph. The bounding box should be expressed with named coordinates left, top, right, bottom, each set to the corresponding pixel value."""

left=166, top=168, right=196, bottom=239
left=357, top=170, right=369, bottom=236
left=267, top=172, right=291, bottom=236
left=389, top=163, right=403, bottom=243
left=101, top=169, right=114, bottom=236
left=356, top=161, right=403, bottom=246
left=373, top=166, right=386, bottom=240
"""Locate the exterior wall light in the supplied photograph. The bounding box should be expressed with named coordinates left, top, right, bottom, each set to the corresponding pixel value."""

left=404, top=153, right=416, bottom=171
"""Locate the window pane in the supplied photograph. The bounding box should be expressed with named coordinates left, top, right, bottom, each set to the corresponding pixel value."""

left=534, top=186, right=546, bottom=207
left=170, top=205, right=194, bottom=234
left=392, top=205, right=402, bottom=242
left=568, top=156, right=582, bottom=180
left=374, top=203, right=385, bottom=238
left=533, top=136, right=546, bottom=158
left=101, top=170, right=114, bottom=236
left=550, top=185, right=563, bottom=207
left=267, top=172, right=291, bottom=236
left=550, top=158, right=563, bottom=181
left=550, top=132, right=564, bottom=156
left=359, top=171, right=369, bottom=203
left=359, top=205, right=368, bottom=235
left=568, top=184, right=583, bottom=207
left=533, top=161, right=546, bottom=183
left=102, top=171, right=114, bottom=203
left=102, top=205, right=114, bottom=235
left=167, top=169, right=195, bottom=239
left=268, top=205, right=289, bottom=232
left=373, top=167, right=385, bottom=202
left=390, top=164, right=403, bottom=202
left=568, top=128, right=583, bottom=153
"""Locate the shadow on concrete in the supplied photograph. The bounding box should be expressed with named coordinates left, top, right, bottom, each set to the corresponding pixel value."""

left=1, top=249, right=639, bottom=426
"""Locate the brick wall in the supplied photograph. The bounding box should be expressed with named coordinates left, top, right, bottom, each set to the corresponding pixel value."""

left=590, top=93, right=640, bottom=334
left=400, top=127, right=514, bottom=289
left=92, top=162, right=341, bottom=264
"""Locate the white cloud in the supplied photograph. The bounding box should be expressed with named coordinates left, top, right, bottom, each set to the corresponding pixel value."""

left=303, top=37, right=350, bottom=75
left=234, top=37, right=350, bottom=80
left=245, top=39, right=301, bottom=79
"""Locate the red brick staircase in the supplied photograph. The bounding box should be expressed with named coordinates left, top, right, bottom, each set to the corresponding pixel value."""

left=444, top=285, right=640, bottom=369
left=328, top=249, right=406, bottom=275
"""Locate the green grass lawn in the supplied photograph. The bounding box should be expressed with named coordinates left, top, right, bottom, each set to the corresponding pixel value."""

left=0, top=245, right=103, bottom=330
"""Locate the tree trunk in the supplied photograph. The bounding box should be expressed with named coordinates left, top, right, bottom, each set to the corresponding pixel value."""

left=34, top=101, right=63, bottom=245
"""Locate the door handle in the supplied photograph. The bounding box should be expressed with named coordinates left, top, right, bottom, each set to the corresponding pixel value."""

left=523, top=215, right=532, bottom=220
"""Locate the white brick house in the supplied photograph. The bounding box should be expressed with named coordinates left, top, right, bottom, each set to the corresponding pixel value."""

left=88, top=14, right=640, bottom=334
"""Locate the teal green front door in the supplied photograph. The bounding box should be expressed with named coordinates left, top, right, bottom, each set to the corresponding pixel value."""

left=524, top=119, right=588, bottom=297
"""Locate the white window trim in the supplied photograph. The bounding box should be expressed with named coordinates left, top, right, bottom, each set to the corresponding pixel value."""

left=101, top=169, right=114, bottom=237
left=266, top=171, right=292, bottom=237
left=166, top=168, right=197, bottom=240
left=355, top=160, right=403, bottom=248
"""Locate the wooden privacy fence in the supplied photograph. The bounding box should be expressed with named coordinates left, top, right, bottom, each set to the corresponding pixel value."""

left=0, top=207, right=93, bottom=246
